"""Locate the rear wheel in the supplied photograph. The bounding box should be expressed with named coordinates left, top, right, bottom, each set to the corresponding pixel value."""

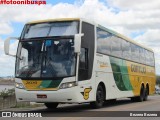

left=90, top=85, right=105, bottom=109
left=44, top=102, right=59, bottom=109
left=144, top=87, right=149, bottom=101
left=138, top=85, right=145, bottom=102
left=131, top=85, right=144, bottom=102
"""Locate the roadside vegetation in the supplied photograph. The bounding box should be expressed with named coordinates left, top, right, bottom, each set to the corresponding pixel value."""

left=0, top=88, right=44, bottom=109
left=0, top=88, right=15, bottom=98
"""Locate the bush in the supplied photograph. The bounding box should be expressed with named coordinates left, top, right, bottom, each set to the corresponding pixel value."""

left=0, top=88, right=15, bottom=97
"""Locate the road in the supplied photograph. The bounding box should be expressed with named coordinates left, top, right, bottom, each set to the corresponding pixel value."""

left=0, top=95, right=160, bottom=120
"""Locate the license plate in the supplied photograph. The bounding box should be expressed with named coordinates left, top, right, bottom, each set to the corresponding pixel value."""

left=37, top=94, right=47, bottom=98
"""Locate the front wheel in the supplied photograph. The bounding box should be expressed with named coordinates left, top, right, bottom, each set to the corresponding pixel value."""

left=44, top=102, right=59, bottom=109
left=90, top=85, right=105, bottom=109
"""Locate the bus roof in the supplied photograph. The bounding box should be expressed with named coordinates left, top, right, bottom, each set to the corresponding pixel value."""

left=27, top=18, right=80, bottom=24
left=27, top=18, right=153, bottom=52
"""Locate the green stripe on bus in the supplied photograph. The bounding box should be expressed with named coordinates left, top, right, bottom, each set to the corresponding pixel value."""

left=110, top=57, right=133, bottom=91
left=40, top=79, right=62, bottom=88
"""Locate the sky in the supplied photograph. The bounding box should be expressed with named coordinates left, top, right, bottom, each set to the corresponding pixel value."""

left=0, top=0, right=160, bottom=76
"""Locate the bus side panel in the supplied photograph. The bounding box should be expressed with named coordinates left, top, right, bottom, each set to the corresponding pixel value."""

left=95, top=54, right=155, bottom=100
left=126, top=61, right=156, bottom=96
left=95, top=54, right=134, bottom=100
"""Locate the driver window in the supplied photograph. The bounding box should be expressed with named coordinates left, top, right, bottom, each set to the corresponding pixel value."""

left=79, top=48, right=88, bottom=69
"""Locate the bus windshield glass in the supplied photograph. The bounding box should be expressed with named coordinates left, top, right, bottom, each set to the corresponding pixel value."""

left=22, top=21, right=78, bottom=39
left=16, top=39, right=76, bottom=78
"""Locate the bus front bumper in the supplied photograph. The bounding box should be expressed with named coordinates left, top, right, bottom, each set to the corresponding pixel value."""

left=15, top=87, right=86, bottom=103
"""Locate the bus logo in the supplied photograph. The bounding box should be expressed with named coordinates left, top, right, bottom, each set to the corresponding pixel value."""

left=81, top=88, right=92, bottom=100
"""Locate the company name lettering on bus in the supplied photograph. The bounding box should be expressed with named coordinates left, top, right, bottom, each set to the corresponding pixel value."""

left=131, top=65, right=146, bottom=74
left=97, top=60, right=108, bottom=68
left=25, top=81, right=38, bottom=85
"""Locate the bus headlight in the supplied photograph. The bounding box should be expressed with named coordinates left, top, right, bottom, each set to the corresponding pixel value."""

left=15, top=82, right=25, bottom=89
left=59, top=82, right=77, bottom=89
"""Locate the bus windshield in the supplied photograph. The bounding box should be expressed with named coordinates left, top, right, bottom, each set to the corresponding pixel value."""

left=22, top=21, right=78, bottom=39
left=16, top=39, right=76, bottom=79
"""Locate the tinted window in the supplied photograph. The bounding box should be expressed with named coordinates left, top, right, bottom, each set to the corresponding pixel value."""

left=150, top=52, right=155, bottom=66
left=79, top=48, right=88, bottom=69
left=97, top=28, right=112, bottom=54
left=139, top=48, right=145, bottom=64
left=96, top=28, right=155, bottom=66
left=131, top=44, right=139, bottom=62
left=22, top=21, right=79, bottom=39
left=145, top=50, right=150, bottom=65
left=111, top=37, right=122, bottom=58
left=145, top=50, right=154, bottom=66
left=79, top=22, right=95, bottom=81
left=122, top=39, right=131, bottom=60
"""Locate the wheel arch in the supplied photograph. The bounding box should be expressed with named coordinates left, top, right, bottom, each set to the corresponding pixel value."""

left=141, top=83, right=145, bottom=88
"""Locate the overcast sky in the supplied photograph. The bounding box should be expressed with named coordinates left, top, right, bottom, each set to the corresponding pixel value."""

left=0, top=0, right=160, bottom=76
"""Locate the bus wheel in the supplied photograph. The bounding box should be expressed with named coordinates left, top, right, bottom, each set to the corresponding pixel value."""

left=131, top=85, right=144, bottom=102
left=139, top=85, right=145, bottom=102
left=44, top=102, right=59, bottom=109
left=90, top=85, right=105, bottom=109
left=144, top=87, right=149, bottom=101
left=137, top=85, right=145, bottom=102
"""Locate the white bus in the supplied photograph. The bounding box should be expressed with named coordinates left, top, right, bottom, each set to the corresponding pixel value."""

left=4, top=18, right=156, bottom=109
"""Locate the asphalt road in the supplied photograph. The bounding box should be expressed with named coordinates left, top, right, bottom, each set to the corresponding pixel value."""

left=1, top=95, right=160, bottom=120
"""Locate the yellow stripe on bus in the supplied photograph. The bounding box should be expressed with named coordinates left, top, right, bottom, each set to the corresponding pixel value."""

left=126, top=61, right=156, bottom=96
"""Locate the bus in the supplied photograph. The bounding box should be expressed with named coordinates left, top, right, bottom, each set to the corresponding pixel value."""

left=4, top=18, right=156, bottom=109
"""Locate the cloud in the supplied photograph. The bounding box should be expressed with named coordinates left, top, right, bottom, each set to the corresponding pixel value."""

left=135, top=29, right=160, bottom=46
left=108, top=0, right=160, bottom=10
left=0, top=22, right=13, bottom=35
left=0, top=38, right=16, bottom=76
left=0, top=0, right=160, bottom=75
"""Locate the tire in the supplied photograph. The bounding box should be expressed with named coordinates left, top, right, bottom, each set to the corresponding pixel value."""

left=90, top=85, right=105, bottom=109
left=131, top=97, right=137, bottom=102
left=44, top=102, right=59, bottom=109
left=138, top=85, right=145, bottom=102
left=143, top=87, right=149, bottom=101
left=131, top=85, right=144, bottom=102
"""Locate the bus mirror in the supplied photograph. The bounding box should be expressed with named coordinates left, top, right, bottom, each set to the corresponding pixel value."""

left=74, top=34, right=84, bottom=53
left=4, top=37, right=19, bottom=57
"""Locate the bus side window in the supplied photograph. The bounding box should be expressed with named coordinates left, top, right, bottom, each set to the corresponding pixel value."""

left=111, top=37, right=122, bottom=58
left=79, top=48, right=88, bottom=69
left=122, top=39, right=131, bottom=60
